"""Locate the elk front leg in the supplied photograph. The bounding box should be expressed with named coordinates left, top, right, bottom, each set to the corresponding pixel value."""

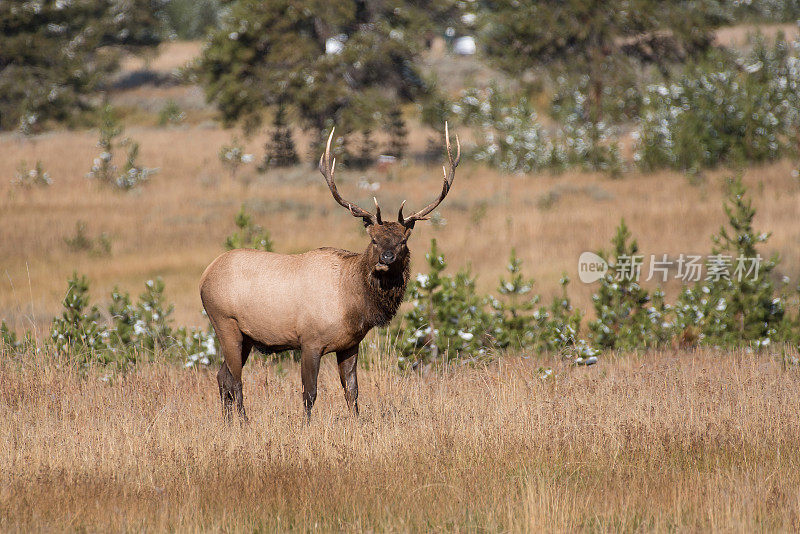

left=300, top=345, right=323, bottom=423
left=336, top=345, right=359, bottom=416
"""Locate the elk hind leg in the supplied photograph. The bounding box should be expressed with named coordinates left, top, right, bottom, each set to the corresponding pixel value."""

left=214, top=318, right=251, bottom=423
left=300, top=345, right=323, bottom=423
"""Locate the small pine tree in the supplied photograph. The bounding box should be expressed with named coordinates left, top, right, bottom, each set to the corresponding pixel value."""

left=135, top=278, right=175, bottom=351
left=262, top=105, right=299, bottom=168
left=350, top=129, right=377, bottom=170
left=51, top=273, right=109, bottom=357
left=1, top=321, right=18, bottom=350
left=384, top=108, right=408, bottom=159
left=225, top=205, right=274, bottom=251
left=87, top=105, right=155, bottom=190
left=108, top=288, right=137, bottom=347
left=394, top=239, right=496, bottom=368
left=537, top=275, right=590, bottom=356
left=676, top=176, right=784, bottom=346
left=492, top=249, right=539, bottom=349
left=218, top=137, right=252, bottom=180
left=12, top=160, right=52, bottom=187
left=589, top=219, right=672, bottom=350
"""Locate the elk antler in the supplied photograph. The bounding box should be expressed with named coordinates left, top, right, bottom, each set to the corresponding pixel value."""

left=319, top=128, right=380, bottom=226
left=398, top=121, right=460, bottom=228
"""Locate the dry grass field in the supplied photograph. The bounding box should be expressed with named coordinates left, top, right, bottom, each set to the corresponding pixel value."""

left=2, top=35, right=800, bottom=532
left=1, top=347, right=799, bottom=531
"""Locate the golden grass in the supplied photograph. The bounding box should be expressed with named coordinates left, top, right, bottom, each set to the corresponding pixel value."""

left=1, top=347, right=799, bottom=531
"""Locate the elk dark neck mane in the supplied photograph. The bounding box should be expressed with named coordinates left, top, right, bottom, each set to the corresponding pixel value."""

left=352, top=250, right=410, bottom=328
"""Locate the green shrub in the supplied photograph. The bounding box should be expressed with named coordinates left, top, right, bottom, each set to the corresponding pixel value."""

left=635, top=35, right=800, bottom=172
left=219, top=137, right=253, bottom=180
left=133, top=278, right=176, bottom=352
left=491, top=249, right=538, bottom=349
left=1, top=321, right=19, bottom=350
left=64, top=221, right=112, bottom=256
left=50, top=274, right=218, bottom=368
left=393, top=242, right=596, bottom=369
left=12, top=160, right=51, bottom=188
left=393, top=239, right=497, bottom=369
left=158, top=100, right=186, bottom=126
left=589, top=220, right=674, bottom=351
left=674, top=176, right=785, bottom=347
left=87, top=106, right=157, bottom=190
left=491, top=251, right=589, bottom=357
left=225, top=205, right=273, bottom=251
left=534, top=276, right=594, bottom=361
left=51, top=273, right=110, bottom=360
left=588, top=178, right=797, bottom=352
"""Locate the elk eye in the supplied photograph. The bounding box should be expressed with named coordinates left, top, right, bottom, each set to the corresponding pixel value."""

left=371, top=239, right=377, bottom=245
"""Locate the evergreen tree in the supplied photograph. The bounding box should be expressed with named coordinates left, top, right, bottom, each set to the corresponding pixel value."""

left=262, top=105, right=299, bottom=168
left=492, top=249, right=538, bottom=349
left=675, top=176, right=784, bottom=346
left=589, top=219, right=672, bottom=350
left=393, top=239, right=496, bottom=368
left=0, top=0, right=163, bottom=131
left=225, top=205, right=274, bottom=251
left=384, top=107, right=408, bottom=159
left=51, top=272, right=109, bottom=356
left=198, top=0, right=457, bottom=136
left=480, top=0, right=728, bottom=121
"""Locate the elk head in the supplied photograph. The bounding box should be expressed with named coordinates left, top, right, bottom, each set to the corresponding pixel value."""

left=319, top=123, right=460, bottom=275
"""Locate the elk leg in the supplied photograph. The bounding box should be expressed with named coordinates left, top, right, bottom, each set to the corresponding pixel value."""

left=336, top=345, right=359, bottom=416
left=213, top=317, right=249, bottom=423
left=300, top=345, right=323, bottom=423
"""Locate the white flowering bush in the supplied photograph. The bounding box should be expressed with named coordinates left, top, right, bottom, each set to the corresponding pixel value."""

left=550, top=74, right=643, bottom=125
left=393, top=241, right=596, bottom=369
left=393, top=239, right=497, bottom=369
left=635, top=36, right=800, bottom=171
left=87, top=105, right=157, bottom=190
left=50, top=274, right=218, bottom=368
left=673, top=177, right=787, bottom=348
left=12, top=160, right=51, bottom=188
left=556, top=113, right=623, bottom=175
left=219, top=137, right=253, bottom=180
left=456, top=86, right=558, bottom=173
left=454, top=85, right=621, bottom=174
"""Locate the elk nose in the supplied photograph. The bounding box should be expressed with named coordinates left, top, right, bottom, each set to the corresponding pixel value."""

left=380, top=250, right=396, bottom=264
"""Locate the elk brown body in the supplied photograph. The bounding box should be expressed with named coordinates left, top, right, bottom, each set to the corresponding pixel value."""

left=200, top=125, right=460, bottom=421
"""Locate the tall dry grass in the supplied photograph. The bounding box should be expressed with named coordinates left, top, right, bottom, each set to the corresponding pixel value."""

left=1, top=347, right=799, bottom=531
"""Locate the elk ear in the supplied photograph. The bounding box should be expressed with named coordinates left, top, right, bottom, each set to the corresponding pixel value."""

left=403, top=226, right=413, bottom=237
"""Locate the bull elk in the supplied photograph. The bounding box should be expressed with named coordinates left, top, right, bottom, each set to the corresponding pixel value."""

left=200, top=124, right=460, bottom=421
